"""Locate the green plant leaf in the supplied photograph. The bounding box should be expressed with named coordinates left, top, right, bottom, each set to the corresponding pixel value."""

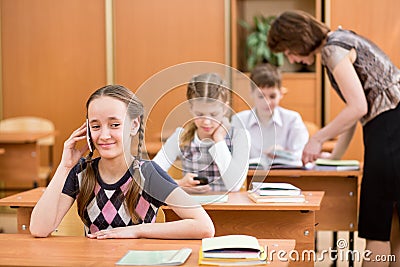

left=243, top=14, right=286, bottom=69
left=238, top=19, right=251, bottom=30
left=276, top=53, right=284, bottom=66
left=247, top=54, right=257, bottom=71
left=247, top=33, right=259, bottom=47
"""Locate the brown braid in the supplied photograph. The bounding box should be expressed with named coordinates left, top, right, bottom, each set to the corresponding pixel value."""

left=124, top=115, right=144, bottom=223
left=77, top=153, right=96, bottom=226
left=78, top=85, right=145, bottom=226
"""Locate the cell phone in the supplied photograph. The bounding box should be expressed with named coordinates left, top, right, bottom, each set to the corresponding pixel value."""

left=194, top=177, right=209, bottom=185
left=86, top=119, right=94, bottom=152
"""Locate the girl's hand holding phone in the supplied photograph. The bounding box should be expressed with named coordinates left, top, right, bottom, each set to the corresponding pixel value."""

left=177, top=173, right=211, bottom=194
left=60, top=122, right=90, bottom=168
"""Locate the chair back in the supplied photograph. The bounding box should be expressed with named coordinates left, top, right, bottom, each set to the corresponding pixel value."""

left=0, top=116, right=55, bottom=146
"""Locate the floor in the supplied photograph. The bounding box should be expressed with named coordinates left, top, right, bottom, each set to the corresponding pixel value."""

left=315, top=231, right=366, bottom=267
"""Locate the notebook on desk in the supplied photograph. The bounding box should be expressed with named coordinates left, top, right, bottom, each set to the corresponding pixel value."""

left=116, top=248, right=192, bottom=266
left=314, top=158, right=360, bottom=171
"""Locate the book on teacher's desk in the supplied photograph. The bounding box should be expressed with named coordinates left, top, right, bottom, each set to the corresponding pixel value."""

left=251, top=182, right=302, bottom=196
left=314, top=158, right=360, bottom=171
left=247, top=191, right=305, bottom=203
left=199, top=235, right=267, bottom=266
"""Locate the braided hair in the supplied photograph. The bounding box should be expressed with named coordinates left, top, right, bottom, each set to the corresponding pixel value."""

left=78, top=85, right=145, bottom=225
left=180, top=73, right=231, bottom=146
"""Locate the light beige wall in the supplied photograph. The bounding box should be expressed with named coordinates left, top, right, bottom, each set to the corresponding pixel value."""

left=1, top=0, right=107, bottom=165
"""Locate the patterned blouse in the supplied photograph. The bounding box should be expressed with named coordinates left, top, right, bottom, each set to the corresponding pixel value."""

left=62, top=158, right=178, bottom=234
left=321, top=28, right=400, bottom=126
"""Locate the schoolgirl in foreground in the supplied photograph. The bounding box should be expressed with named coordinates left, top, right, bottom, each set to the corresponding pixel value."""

left=30, top=85, right=214, bottom=239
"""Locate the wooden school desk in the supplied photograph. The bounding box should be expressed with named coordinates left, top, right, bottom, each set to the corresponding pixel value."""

left=247, top=169, right=361, bottom=232
left=0, top=234, right=295, bottom=267
left=163, top=191, right=324, bottom=259
left=1, top=188, right=322, bottom=250
left=248, top=168, right=361, bottom=263
left=0, top=187, right=45, bottom=234
left=0, top=131, right=55, bottom=189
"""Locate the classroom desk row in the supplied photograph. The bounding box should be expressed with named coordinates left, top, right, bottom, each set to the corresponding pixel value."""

left=0, top=187, right=323, bottom=266
left=248, top=168, right=362, bottom=267
left=0, top=234, right=296, bottom=267
left=248, top=168, right=362, bottom=232
left=0, top=131, right=55, bottom=190
left=0, top=166, right=363, bottom=266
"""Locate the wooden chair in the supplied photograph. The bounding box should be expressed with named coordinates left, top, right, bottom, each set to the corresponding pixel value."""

left=52, top=202, right=85, bottom=236
left=156, top=207, right=166, bottom=223
left=0, top=116, right=55, bottom=187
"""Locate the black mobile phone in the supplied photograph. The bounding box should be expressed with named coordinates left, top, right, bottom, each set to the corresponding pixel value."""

left=194, top=177, right=209, bottom=185
left=86, top=119, right=94, bottom=152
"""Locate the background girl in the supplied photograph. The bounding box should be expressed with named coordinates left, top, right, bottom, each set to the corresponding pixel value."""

left=153, top=73, right=250, bottom=193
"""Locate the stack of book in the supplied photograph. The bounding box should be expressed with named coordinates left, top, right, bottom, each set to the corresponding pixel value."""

left=199, top=235, right=267, bottom=266
left=314, top=158, right=360, bottom=171
left=248, top=182, right=305, bottom=203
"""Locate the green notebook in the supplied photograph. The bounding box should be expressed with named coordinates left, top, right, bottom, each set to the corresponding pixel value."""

left=116, top=248, right=192, bottom=266
left=315, top=158, right=360, bottom=166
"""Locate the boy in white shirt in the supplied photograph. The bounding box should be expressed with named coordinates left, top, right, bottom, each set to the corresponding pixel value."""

left=231, top=63, right=309, bottom=169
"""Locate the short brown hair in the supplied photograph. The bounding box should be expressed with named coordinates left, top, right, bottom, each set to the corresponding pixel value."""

left=268, top=10, right=330, bottom=56
left=250, top=63, right=281, bottom=90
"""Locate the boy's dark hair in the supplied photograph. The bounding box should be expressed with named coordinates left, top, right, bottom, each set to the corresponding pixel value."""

left=250, top=63, right=282, bottom=90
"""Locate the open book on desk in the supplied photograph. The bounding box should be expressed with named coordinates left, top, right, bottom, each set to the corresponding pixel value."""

left=249, top=152, right=303, bottom=170
left=116, top=248, right=192, bottom=266
left=199, top=235, right=266, bottom=266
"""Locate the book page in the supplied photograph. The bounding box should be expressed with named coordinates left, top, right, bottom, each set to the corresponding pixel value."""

left=202, top=235, right=260, bottom=252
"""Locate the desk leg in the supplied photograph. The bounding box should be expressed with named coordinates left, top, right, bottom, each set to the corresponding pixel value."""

left=16, top=207, right=33, bottom=234
left=331, top=231, right=337, bottom=267
left=349, top=231, right=354, bottom=267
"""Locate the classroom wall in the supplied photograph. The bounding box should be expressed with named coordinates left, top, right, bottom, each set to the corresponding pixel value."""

left=1, top=0, right=399, bottom=165
left=0, top=0, right=227, bottom=166
left=1, top=0, right=107, bottom=166
left=327, top=0, right=400, bottom=161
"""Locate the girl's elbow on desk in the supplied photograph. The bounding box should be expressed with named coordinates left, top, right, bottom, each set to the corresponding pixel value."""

left=29, top=224, right=53, bottom=238
left=29, top=211, right=56, bottom=237
left=195, top=217, right=215, bottom=238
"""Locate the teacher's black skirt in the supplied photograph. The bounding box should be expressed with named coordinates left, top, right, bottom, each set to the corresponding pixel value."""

left=358, top=104, right=400, bottom=241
